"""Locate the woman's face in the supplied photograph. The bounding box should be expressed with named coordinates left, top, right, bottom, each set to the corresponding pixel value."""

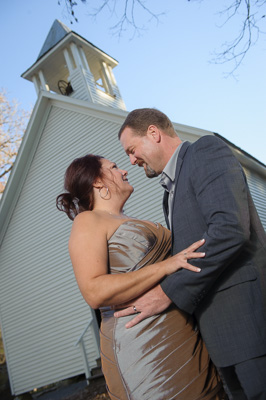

left=100, top=158, right=134, bottom=196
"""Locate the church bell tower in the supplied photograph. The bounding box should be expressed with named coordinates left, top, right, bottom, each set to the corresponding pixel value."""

left=21, top=20, right=126, bottom=110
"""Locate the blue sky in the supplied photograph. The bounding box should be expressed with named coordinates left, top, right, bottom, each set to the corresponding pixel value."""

left=1, top=0, right=266, bottom=164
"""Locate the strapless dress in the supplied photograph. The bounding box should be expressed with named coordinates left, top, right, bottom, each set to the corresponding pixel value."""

left=99, top=220, right=224, bottom=400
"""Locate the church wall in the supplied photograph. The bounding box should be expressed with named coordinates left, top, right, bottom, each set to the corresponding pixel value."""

left=243, top=167, right=266, bottom=228
left=0, top=96, right=265, bottom=395
left=0, top=98, right=208, bottom=395
left=0, top=105, right=106, bottom=394
left=0, top=99, right=173, bottom=395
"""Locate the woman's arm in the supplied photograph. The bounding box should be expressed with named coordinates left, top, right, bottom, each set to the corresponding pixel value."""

left=69, top=212, right=204, bottom=309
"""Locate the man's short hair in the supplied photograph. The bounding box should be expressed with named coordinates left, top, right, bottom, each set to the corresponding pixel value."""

left=118, top=108, right=176, bottom=138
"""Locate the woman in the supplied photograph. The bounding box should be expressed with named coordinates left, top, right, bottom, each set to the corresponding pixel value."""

left=56, top=154, right=225, bottom=400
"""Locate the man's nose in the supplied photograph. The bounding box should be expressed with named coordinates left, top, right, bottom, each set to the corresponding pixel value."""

left=129, top=154, right=137, bottom=165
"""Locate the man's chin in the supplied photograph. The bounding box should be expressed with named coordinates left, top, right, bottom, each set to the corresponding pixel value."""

left=144, top=165, right=159, bottom=178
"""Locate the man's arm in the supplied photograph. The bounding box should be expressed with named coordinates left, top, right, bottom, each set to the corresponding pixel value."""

left=114, top=284, right=172, bottom=328
left=116, top=136, right=251, bottom=326
left=161, top=135, right=251, bottom=313
left=114, top=238, right=205, bottom=326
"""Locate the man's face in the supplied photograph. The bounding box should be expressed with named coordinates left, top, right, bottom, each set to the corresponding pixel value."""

left=120, top=127, right=162, bottom=178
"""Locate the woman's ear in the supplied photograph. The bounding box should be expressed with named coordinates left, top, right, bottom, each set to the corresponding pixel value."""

left=93, top=179, right=103, bottom=189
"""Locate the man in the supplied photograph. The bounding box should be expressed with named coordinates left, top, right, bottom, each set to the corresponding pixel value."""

left=116, top=108, right=266, bottom=399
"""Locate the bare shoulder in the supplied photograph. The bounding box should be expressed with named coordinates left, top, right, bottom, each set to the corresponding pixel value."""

left=69, top=211, right=108, bottom=243
left=72, top=210, right=100, bottom=226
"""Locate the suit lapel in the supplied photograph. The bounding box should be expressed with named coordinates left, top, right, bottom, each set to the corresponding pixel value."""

left=170, top=141, right=191, bottom=239
left=173, top=141, right=191, bottom=184
left=161, top=141, right=191, bottom=234
left=163, top=191, right=170, bottom=229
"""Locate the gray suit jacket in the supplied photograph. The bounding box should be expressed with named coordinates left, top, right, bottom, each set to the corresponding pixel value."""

left=160, top=135, right=266, bottom=367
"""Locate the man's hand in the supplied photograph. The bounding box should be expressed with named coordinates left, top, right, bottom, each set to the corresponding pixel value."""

left=114, top=285, right=172, bottom=328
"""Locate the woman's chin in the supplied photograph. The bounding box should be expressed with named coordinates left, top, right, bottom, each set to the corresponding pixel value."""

left=126, top=186, right=134, bottom=199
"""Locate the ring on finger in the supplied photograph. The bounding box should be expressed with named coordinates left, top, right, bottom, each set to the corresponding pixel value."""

left=133, top=305, right=137, bottom=313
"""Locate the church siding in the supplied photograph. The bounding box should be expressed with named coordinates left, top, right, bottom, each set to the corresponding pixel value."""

left=0, top=96, right=265, bottom=395
left=243, top=167, right=266, bottom=229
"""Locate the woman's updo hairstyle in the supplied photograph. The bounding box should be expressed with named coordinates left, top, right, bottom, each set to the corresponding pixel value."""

left=56, top=154, right=103, bottom=220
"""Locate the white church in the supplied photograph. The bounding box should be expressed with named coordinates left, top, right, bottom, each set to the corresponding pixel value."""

left=0, top=20, right=265, bottom=396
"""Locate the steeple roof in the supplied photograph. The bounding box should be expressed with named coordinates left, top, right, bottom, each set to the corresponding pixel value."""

left=22, top=20, right=118, bottom=82
left=37, top=20, right=71, bottom=60
left=21, top=19, right=126, bottom=109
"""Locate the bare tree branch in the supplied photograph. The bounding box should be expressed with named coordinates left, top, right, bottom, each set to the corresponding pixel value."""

left=0, top=165, right=13, bottom=180
left=57, top=0, right=87, bottom=23
left=58, top=0, right=265, bottom=73
left=88, top=0, right=163, bottom=37
left=213, top=0, right=265, bottom=75
left=189, top=0, right=266, bottom=75
left=0, top=89, right=31, bottom=194
left=59, top=0, right=164, bottom=37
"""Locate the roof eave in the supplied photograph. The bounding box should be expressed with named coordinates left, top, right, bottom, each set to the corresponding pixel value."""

left=214, top=132, right=266, bottom=176
left=21, top=31, right=119, bottom=81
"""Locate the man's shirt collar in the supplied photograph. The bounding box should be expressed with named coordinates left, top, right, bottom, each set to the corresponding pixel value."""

left=159, top=142, right=184, bottom=190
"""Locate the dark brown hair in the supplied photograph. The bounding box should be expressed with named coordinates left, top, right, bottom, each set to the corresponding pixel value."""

left=118, top=108, right=176, bottom=139
left=56, top=154, right=103, bottom=220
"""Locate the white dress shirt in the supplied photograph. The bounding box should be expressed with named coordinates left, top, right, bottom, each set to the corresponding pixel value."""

left=159, top=142, right=185, bottom=228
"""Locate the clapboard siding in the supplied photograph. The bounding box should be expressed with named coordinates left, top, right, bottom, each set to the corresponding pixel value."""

left=1, top=96, right=265, bottom=395
left=243, top=167, right=266, bottom=229
left=69, top=68, right=126, bottom=110
left=0, top=102, right=170, bottom=395
left=0, top=106, right=119, bottom=394
left=0, top=102, right=171, bottom=395
left=69, top=69, right=91, bottom=102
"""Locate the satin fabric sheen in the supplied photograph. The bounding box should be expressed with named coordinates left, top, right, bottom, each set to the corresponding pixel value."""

left=100, top=220, right=224, bottom=400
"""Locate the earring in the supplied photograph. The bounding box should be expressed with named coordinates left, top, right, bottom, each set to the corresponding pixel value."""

left=99, top=187, right=109, bottom=199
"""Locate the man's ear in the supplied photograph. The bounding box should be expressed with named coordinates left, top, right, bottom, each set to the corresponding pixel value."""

left=147, top=125, right=161, bottom=143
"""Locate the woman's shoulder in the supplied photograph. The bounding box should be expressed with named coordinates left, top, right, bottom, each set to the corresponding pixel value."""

left=71, top=210, right=109, bottom=237
left=74, top=210, right=100, bottom=223
left=71, top=210, right=93, bottom=228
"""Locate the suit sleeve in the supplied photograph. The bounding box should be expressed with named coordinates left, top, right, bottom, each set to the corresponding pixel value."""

left=160, top=135, right=251, bottom=314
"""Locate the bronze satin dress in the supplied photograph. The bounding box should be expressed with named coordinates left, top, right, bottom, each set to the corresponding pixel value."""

left=100, top=220, right=224, bottom=400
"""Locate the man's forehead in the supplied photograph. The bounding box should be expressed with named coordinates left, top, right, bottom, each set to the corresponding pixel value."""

left=121, top=126, right=134, bottom=138
left=120, top=128, right=137, bottom=148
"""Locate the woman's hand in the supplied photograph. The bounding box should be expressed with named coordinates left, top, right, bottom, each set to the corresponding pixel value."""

left=164, top=239, right=205, bottom=275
